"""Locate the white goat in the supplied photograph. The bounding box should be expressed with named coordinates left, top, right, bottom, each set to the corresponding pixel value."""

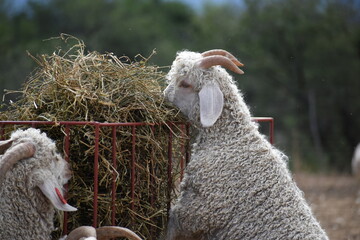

left=0, top=128, right=77, bottom=240
left=163, top=49, right=328, bottom=239
left=352, top=143, right=360, bottom=177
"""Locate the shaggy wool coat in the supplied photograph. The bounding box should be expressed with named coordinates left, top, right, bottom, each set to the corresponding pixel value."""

left=165, top=51, right=328, bottom=240
left=0, top=128, right=72, bottom=240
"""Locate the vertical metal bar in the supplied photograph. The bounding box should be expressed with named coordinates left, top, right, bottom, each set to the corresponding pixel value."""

left=185, top=123, right=190, bottom=165
left=269, top=118, right=274, bottom=144
left=0, top=124, right=5, bottom=140
left=149, top=125, right=156, bottom=207
left=130, top=126, right=136, bottom=212
left=63, top=125, right=70, bottom=235
left=93, top=123, right=100, bottom=227
left=111, top=126, right=117, bottom=226
left=149, top=125, right=156, bottom=237
left=180, top=124, right=186, bottom=181
left=167, top=123, right=173, bottom=213
left=64, top=125, right=71, bottom=161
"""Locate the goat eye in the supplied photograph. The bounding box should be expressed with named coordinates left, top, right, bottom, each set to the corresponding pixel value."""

left=179, top=81, right=192, bottom=88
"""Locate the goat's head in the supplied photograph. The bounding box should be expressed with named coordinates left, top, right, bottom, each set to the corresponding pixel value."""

left=0, top=128, right=77, bottom=212
left=164, top=49, right=244, bottom=128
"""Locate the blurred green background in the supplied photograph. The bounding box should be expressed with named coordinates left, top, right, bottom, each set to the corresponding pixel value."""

left=1, top=0, right=359, bottom=172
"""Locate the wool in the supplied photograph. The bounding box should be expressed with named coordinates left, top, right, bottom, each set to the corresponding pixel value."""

left=165, top=50, right=328, bottom=240
left=352, top=143, right=360, bottom=177
left=0, top=128, right=74, bottom=240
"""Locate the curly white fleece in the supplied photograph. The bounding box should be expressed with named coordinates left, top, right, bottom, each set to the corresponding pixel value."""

left=165, top=50, right=328, bottom=240
left=0, top=128, right=70, bottom=240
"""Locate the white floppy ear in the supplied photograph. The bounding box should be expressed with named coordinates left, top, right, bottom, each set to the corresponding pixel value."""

left=38, top=180, right=77, bottom=212
left=199, top=82, right=224, bottom=127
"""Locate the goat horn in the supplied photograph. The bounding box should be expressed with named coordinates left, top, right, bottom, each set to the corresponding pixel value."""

left=0, top=141, right=36, bottom=186
left=96, top=226, right=142, bottom=240
left=201, top=49, right=244, bottom=67
left=197, top=55, right=244, bottom=75
left=0, top=139, right=13, bottom=154
left=65, top=226, right=97, bottom=240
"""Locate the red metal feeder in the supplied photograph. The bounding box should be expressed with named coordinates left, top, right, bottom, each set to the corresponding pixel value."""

left=0, top=118, right=273, bottom=237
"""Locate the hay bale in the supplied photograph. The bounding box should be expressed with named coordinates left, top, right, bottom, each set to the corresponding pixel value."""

left=0, top=35, right=187, bottom=240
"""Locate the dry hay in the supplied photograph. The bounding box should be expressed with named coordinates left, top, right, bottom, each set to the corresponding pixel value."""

left=0, top=35, right=188, bottom=240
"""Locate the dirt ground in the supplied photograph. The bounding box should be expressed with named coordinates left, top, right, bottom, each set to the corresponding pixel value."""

left=294, top=173, right=360, bottom=240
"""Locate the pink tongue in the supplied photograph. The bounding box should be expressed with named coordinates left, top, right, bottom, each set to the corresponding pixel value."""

left=55, top=187, right=67, bottom=204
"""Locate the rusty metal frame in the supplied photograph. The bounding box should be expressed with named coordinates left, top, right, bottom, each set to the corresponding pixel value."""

left=0, top=118, right=274, bottom=234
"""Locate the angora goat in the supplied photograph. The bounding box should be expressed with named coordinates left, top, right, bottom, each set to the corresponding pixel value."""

left=163, top=49, right=328, bottom=240
left=352, top=143, right=360, bottom=178
left=0, top=128, right=77, bottom=240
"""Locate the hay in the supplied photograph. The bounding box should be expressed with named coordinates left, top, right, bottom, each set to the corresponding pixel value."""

left=0, top=35, right=188, bottom=240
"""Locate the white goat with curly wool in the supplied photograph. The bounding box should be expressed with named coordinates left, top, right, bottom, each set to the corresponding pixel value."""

left=352, top=143, right=360, bottom=178
left=164, top=49, right=328, bottom=239
left=0, top=128, right=77, bottom=240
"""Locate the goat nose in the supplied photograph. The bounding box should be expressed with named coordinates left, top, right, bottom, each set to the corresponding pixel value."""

left=163, top=85, right=170, bottom=95
left=64, top=166, right=72, bottom=181
left=163, top=85, right=174, bottom=102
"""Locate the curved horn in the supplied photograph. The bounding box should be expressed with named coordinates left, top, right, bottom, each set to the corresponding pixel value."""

left=65, top=226, right=97, bottom=240
left=0, top=142, right=36, bottom=186
left=201, top=49, right=244, bottom=67
left=96, top=226, right=142, bottom=240
left=0, top=139, right=13, bottom=154
left=197, top=55, right=244, bottom=75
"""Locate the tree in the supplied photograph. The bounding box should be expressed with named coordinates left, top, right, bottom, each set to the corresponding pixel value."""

left=1, top=0, right=359, bottom=172
left=231, top=0, right=360, bottom=171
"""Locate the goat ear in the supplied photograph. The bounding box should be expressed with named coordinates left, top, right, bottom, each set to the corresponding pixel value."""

left=199, top=82, right=224, bottom=127
left=0, top=139, right=13, bottom=154
left=38, top=181, right=77, bottom=212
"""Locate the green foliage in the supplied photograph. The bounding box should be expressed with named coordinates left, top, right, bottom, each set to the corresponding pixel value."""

left=1, top=0, right=359, bottom=172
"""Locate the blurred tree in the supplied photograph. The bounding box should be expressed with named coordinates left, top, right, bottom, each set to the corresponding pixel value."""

left=43, top=0, right=196, bottom=65
left=0, top=0, right=196, bottom=95
left=230, top=0, right=360, bottom=171
left=191, top=3, right=241, bottom=50
left=0, top=0, right=359, bottom=172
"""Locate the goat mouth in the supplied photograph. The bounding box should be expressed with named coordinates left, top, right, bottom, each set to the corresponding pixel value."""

left=55, top=187, right=68, bottom=204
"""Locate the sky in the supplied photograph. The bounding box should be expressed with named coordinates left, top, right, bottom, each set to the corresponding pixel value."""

left=165, top=0, right=243, bottom=10
left=7, top=0, right=244, bottom=14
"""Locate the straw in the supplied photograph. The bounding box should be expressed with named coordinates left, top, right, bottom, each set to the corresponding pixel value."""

left=0, top=34, right=188, bottom=240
